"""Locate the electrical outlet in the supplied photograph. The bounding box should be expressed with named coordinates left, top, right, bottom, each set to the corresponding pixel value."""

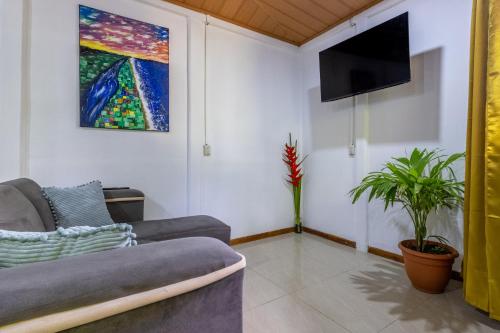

left=203, top=144, right=211, bottom=156
left=349, top=144, right=356, bottom=157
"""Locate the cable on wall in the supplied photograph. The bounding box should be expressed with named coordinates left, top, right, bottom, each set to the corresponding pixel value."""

left=20, top=0, right=32, bottom=176
left=350, top=95, right=357, bottom=156
left=202, top=15, right=211, bottom=156
left=349, top=18, right=357, bottom=157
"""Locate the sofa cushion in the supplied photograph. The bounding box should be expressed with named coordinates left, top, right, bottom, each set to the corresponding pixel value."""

left=0, top=237, right=243, bottom=326
left=0, top=224, right=137, bottom=268
left=1, top=178, right=56, bottom=231
left=129, top=215, right=231, bottom=244
left=42, top=181, right=114, bottom=228
left=0, top=185, right=46, bottom=232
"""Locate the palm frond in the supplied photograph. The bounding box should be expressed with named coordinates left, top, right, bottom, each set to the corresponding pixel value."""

left=348, top=148, right=464, bottom=253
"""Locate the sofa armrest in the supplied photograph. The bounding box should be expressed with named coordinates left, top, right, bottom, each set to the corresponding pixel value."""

left=0, top=237, right=243, bottom=327
left=103, top=188, right=144, bottom=223
left=130, top=215, right=232, bottom=245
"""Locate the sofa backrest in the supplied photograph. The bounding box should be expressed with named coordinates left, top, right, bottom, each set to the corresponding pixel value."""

left=0, top=178, right=56, bottom=231
left=0, top=185, right=46, bottom=232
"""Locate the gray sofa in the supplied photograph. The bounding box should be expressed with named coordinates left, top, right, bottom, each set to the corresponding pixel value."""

left=0, top=178, right=245, bottom=333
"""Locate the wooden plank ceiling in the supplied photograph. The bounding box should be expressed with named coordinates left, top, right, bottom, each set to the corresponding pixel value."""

left=162, top=0, right=382, bottom=46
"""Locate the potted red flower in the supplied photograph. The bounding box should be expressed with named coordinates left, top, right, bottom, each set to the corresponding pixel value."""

left=283, top=133, right=307, bottom=233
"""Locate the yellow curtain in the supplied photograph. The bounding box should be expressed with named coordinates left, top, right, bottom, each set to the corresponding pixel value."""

left=464, top=0, right=500, bottom=320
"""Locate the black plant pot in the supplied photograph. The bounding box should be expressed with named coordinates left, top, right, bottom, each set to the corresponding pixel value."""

left=294, top=223, right=302, bottom=234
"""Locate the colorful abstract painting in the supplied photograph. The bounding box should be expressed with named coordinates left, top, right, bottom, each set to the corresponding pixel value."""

left=79, top=5, right=169, bottom=132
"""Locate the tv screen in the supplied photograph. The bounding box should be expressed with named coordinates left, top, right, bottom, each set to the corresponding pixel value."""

left=319, top=12, right=410, bottom=102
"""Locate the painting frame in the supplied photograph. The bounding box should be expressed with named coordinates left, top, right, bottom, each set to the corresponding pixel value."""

left=79, top=5, right=170, bottom=132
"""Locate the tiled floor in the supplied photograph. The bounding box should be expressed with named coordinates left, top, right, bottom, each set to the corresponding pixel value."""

left=233, top=233, right=500, bottom=333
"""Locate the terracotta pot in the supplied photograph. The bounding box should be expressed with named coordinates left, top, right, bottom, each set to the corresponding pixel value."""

left=399, top=239, right=459, bottom=294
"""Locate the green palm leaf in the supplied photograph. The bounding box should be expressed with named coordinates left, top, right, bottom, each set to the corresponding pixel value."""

left=349, top=148, right=464, bottom=253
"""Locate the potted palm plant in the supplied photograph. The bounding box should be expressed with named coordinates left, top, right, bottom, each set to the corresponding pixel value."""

left=349, top=148, right=464, bottom=294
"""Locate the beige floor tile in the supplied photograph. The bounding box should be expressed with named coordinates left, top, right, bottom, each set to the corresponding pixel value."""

left=243, top=295, right=350, bottom=333
left=390, top=287, right=500, bottom=333
left=252, top=250, right=352, bottom=293
left=380, top=301, right=500, bottom=333
left=302, top=238, right=373, bottom=268
left=298, top=255, right=426, bottom=333
left=297, top=277, right=394, bottom=333
left=296, top=258, right=441, bottom=333
left=235, top=244, right=275, bottom=267
left=234, top=233, right=500, bottom=333
left=247, top=234, right=318, bottom=258
left=243, top=268, right=287, bottom=311
left=234, top=234, right=312, bottom=267
left=247, top=234, right=360, bottom=293
left=345, top=256, right=419, bottom=294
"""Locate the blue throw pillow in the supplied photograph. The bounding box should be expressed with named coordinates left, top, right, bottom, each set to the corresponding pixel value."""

left=42, top=181, right=114, bottom=228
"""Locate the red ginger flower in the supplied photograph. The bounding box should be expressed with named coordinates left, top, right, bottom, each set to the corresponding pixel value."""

left=283, top=133, right=307, bottom=232
left=283, top=134, right=306, bottom=188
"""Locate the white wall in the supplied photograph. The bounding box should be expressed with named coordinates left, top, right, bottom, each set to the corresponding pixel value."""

left=199, top=24, right=301, bottom=237
left=0, top=0, right=301, bottom=237
left=300, top=0, right=472, bottom=265
left=0, top=0, right=471, bottom=249
left=0, top=0, right=24, bottom=180
left=28, top=0, right=189, bottom=220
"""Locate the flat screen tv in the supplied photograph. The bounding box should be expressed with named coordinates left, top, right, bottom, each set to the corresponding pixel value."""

left=319, top=12, right=410, bottom=102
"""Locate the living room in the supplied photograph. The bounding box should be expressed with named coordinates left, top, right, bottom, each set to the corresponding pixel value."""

left=0, top=0, right=499, bottom=332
